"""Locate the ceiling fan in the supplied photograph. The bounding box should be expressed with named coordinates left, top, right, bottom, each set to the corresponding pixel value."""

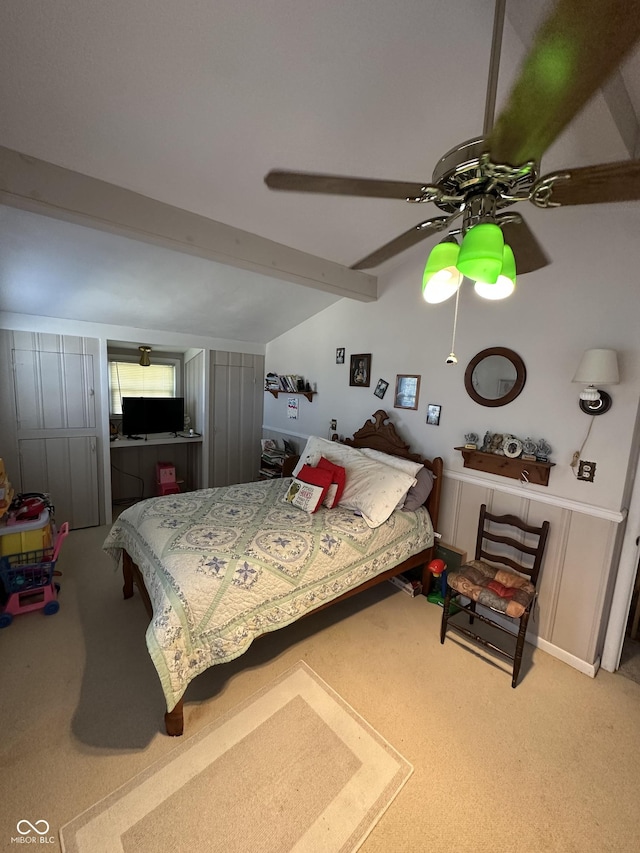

left=264, top=0, right=640, bottom=277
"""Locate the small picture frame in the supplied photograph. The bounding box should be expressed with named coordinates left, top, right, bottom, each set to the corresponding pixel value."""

left=374, top=378, right=389, bottom=399
left=336, top=347, right=345, bottom=364
left=426, top=403, right=441, bottom=425
left=394, top=375, right=421, bottom=410
left=350, top=353, right=371, bottom=387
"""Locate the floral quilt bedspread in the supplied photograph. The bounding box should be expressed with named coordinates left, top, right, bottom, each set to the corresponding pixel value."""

left=102, top=478, right=434, bottom=710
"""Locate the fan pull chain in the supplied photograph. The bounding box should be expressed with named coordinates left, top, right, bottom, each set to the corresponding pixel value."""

left=446, top=287, right=460, bottom=365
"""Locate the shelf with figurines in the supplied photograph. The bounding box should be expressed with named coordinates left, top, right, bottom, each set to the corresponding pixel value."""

left=265, top=372, right=316, bottom=402
left=455, top=432, right=555, bottom=487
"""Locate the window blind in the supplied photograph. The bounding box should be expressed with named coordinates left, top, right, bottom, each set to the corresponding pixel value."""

left=109, top=361, right=176, bottom=415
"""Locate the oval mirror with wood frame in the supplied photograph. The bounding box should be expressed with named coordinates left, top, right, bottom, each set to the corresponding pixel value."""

left=464, top=347, right=526, bottom=407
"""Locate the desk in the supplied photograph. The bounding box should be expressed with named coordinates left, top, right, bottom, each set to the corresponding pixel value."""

left=111, top=434, right=203, bottom=449
left=110, top=435, right=203, bottom=502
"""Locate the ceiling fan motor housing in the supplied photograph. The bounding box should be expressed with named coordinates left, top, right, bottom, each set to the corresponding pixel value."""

left=431, top=137, right=538, bottom=218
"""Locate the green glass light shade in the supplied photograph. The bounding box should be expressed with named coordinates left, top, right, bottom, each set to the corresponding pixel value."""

left=474, top=244, right=516, bottom=300
left=422, top=242, right=463, bottom=304
left=457, top=223, right=504, bottom=284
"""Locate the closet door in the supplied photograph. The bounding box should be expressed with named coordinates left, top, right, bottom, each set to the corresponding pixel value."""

left=13, top=348, right=96, bottom=430
left=19, top=437, right=100, bottom=529
left=209, top=352, right=264, bottom=487
left=9, top=332, right=101, bottom=529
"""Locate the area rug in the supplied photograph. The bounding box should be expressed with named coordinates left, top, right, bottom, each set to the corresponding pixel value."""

left=60, top=662, right=412, bottom=852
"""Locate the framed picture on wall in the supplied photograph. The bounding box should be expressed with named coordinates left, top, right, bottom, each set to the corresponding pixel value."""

left=350, top=353, right=371, bottom=387
left=426, top=403, right=441, bottom=425
left=394, top=375, right=421, bottom=410
left=374, top=378, right=389, bottom=399
left=336, top=347, right=345, bottom=364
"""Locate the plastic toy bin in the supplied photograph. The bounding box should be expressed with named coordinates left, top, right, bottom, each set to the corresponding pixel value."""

left=0, top=510, right=53, bottom=557
left=0, top=547, right=56, bottom=595
left=0, top=522, right=68, bottom=627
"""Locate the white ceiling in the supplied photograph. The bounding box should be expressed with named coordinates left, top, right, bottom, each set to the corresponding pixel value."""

left=1, top=0, right=639, bottom=345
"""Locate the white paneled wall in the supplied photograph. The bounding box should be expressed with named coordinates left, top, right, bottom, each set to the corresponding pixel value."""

left=439, top=473, right=622, bottom=672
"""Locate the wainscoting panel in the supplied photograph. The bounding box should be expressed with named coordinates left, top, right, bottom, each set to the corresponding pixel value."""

left=439, top=474, right=621, bottom=670
left=551, top=512, right=617, bottom=664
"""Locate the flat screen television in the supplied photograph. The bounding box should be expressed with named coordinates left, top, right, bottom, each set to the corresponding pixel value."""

left=122, top=397, right=184, bottom=437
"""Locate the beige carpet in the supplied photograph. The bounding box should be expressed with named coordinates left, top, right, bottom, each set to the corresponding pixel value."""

left=59, top=662, right=412, bottom=853
left=3, top=524, right=640, bottom=853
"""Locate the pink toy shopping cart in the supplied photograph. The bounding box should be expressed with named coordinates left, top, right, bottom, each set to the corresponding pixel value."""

left=0, top=522, right=69, bottom=628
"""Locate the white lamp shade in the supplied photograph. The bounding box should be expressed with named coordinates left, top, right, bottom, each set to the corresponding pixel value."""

left=572, top=349, right=619, bottom=385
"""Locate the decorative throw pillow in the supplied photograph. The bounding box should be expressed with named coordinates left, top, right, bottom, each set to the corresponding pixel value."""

left=316, top=456, right=346, bottom=508
left=402, top=466, right=435, bottom=511
left=283, top=464, right=333, bottom=513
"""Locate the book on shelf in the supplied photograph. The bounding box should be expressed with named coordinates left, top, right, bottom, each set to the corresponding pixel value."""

left=265, top=372, right=280, bottom=391
left=266, top=373, right=311, bottom=393
left=388, top=573, right=423, bottom=597
left=259, top=465, right=282, bottom=479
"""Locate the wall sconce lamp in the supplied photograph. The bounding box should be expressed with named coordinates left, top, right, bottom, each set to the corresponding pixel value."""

left=572, top=348, right=619, bottom=415
left=422, top=223, right=516, bottom=304
left=138, top=345, right=152, bottom=367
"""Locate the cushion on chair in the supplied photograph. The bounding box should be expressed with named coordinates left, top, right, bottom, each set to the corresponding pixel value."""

left=447, top=559, right=536, bottom=618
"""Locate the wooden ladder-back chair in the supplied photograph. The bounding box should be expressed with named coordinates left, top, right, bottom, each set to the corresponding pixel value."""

left=440, top=504, right=550, bottom=687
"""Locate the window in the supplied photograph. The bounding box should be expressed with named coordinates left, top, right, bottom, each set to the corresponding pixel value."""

left=109, top=360, right=177, bottom=415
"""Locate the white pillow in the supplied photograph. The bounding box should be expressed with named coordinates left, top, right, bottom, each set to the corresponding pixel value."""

left=359, top=447, right=424, bottom=477
left=292, top=436, right=364, bottom=476
left=359, top=447, right=424, bottom=507
left=339, top=456, right=416, bottom=528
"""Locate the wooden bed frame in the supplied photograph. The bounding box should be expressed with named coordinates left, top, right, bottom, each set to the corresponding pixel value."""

left=122, top=410, right=443, bottom=736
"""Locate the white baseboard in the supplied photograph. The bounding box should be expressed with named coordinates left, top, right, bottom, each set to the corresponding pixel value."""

left=532, top=636, right=600, bottom=678
left=470, top=602, right=600, bottom=678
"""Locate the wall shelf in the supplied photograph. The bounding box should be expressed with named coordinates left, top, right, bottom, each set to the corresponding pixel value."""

left=455, top=447, right=555, bottom=487
left=267, top=390, right=316, bottom=402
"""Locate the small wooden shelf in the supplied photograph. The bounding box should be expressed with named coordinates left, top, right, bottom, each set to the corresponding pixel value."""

left=267, top=390, right=316, bottom=402
left=455, top=447, right=555, bottom=487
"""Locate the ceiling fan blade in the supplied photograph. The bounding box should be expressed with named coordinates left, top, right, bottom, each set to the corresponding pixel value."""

left=533, top=159, right=640, bottom=206
left=265, top=169, right=436, bottom=200
left=497, top=216, right=550, bottom=275
left=487, top=0, right=640, bottom=167
left=350, top=217, right=451, bottom=270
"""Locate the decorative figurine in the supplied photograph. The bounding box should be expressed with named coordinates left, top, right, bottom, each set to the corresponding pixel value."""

left=522, top=437, right=537, bottom=461
left=488, top=433, right=504, bottom=454
left=536, top=439, right=552, bottom=462
left=464, top=432, right=479, bottom=450
left=481, top=431, right=492, bottom=452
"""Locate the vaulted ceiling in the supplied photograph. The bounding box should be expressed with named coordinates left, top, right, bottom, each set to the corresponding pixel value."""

left=1, top=0, right=639, bottom=344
